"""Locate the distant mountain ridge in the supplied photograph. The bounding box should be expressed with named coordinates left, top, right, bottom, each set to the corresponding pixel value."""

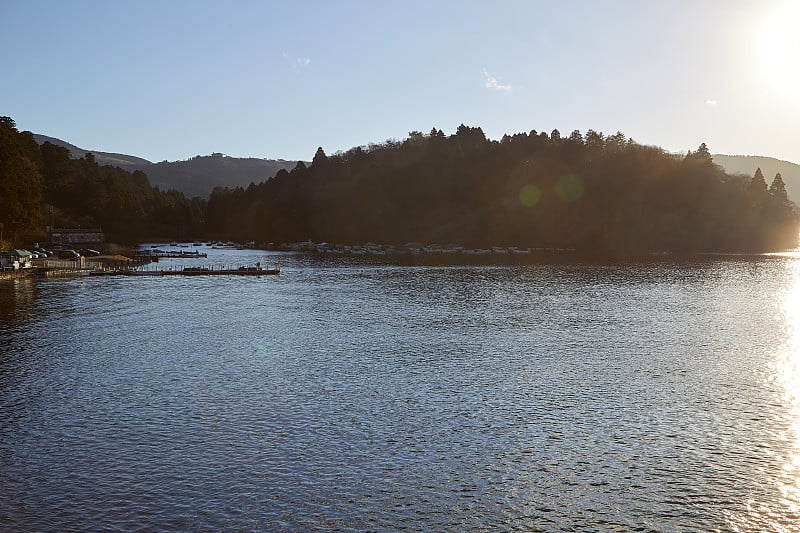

left=31, top=134, right=799, bottom=203
left=32, top=134, right=301, bottom=198
left=135, top=154, right=301, bottom=199
left=713, top=154, right=800, bottom=204
left=33, top=134, right=152, bottom=168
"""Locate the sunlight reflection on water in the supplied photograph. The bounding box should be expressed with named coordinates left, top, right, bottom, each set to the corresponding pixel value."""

left=729, top=258, right=800, bottom=532
left=779, top=260, right=800, bottom=526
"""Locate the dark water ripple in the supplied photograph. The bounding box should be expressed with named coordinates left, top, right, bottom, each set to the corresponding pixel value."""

left=2, top=252, right=800, bottom=531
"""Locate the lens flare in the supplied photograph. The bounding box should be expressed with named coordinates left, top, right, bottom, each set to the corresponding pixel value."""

left=519, top=184, right=541, bottom=207
left=556, top=174, right=584, bottom=202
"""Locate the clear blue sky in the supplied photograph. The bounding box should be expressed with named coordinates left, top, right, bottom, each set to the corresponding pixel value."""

left=2, top=0, right=798, bottom=164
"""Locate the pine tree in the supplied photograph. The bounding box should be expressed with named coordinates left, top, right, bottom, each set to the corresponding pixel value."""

left=749, top=167, right=768, bottom=196
left=769, top=172, right=788, bottom=201
left=685, top=142, right=713, bottom=165
left=0, top=116, right=43, bottom=241
left=312, top=146, right=327, bottom=167
left=695, top=142, right=711, bottom=160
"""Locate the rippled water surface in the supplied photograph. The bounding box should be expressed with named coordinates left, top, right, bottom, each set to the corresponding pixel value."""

left=3, top=249, right=800, bottom=531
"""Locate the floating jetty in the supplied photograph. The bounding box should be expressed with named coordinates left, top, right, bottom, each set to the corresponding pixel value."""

left=138, top=250, right=208, bottom=258
left=90, top=265, right=280, bottom=277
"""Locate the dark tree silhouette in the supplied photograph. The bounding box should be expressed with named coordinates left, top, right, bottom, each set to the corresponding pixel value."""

left=312, top=146, right=327, bottom=168
left=6, top=114, right=797, bottom=253
left=0, top=115, right=204, bottom=246
left=0, top=117, right=42, bottom=242
left=202, top=127, right=799, bottom=254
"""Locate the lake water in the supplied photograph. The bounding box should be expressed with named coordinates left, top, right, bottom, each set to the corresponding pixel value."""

left=2, top=248, right=800, bottom=531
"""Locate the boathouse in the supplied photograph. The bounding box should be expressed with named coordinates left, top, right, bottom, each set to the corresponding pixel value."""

left=0, top=249, right=34, bottom=270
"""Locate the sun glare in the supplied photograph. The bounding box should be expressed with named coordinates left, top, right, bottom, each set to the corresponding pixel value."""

left=768, top=260, right=800, bottom=527
left=756, top=2, right=800, bottom=103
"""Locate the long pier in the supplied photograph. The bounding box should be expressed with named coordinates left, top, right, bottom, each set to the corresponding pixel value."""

left=4, top=257, right=279, bottom=279
left=137, top=250, right=208, bottom=259
left=90, top=266, right=280, bottom=277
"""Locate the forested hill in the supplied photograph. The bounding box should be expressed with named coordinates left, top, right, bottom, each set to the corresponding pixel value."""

left=712, top=154, right=800, bottom=204
left=32, top=134, right=300, bottom=198
left=206, top=127, right=799, bottom=254
left=2, top=118, right=203, bottom=246
left=133, top=155, right=300, bottom=199
left=32, top=134, right=152, bottom=168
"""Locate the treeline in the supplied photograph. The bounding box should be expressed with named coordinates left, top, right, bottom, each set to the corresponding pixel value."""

left=0, top=116, right=203, bottom=246
left=4, top=116, right=796, bottom=253
left=206, top=126, right=799, bottom=253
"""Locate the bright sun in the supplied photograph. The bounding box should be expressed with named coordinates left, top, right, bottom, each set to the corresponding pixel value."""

left=757, top=1, right=800, bottom=102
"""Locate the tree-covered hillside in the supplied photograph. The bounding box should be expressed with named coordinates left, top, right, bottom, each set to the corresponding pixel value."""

left=32, top=134, right=301, bottom=199
left=134, top=154, right=299, bottom=198
left=32, top=134, right=152, bottom=168
left=7, top=119, right=798, bottom=254
left=712, top=154, right=800, bottom=204
left=2, top=117, right=203, bottom=247
left=207, top=126, right=799, bottom=253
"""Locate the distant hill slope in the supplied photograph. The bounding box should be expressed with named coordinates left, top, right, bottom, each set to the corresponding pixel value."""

left=33, top=134, right=301, bottom=198
left=132, top=155, right=300, bottom=198
left=713, top=154, right=800, bottom=204
left=33, top=134, right=152, bottom=167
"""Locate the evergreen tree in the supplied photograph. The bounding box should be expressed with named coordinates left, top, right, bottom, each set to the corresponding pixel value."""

left=749, top=167, right=768, bottom=196
left=0, top=116, right=42, bottom=241
left=769, top=172, right=788, bottom=201
left=312, top=146, right=327, bottom=168
left=585, top=130, right=604, bottom=150
left=695, top=142, right=711, bottom=161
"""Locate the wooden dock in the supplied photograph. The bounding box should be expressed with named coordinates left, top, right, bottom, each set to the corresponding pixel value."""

left=89, top=266, right=280, bottom=277
left=137, top=250, right=208, bottom=259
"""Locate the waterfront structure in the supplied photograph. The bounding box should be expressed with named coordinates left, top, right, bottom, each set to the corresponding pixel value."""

left=47, top=227, right=105, bottom=246
left=0, top=249, right=33, bottom=270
